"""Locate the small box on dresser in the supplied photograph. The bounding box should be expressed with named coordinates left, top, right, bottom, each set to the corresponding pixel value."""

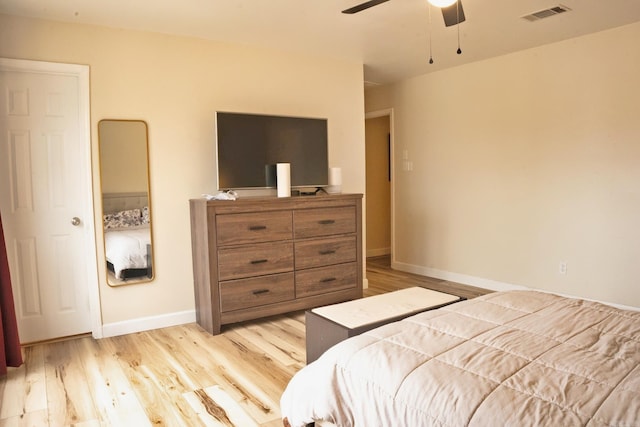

left=189, top=194, right=363, bottom=335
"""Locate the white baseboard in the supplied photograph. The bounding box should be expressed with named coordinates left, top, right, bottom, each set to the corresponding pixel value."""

left=391, top=260, right=640, bottom=312
left=101, top=309, right=196, bottom=338
left=366, top=247, right=391, bottom=258
left=391, top=260, right=528, bottom=293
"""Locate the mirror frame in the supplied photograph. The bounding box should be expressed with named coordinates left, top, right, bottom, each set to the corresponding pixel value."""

left=98, top=119, right=154, bottom=286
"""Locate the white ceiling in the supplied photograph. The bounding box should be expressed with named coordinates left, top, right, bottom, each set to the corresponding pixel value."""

left=2, top=0, right=640, bottom=85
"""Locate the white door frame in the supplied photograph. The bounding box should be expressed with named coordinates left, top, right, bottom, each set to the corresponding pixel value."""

left=0, top=57, right=103, bottom=339
left=365, top=108, right=395, bottom=265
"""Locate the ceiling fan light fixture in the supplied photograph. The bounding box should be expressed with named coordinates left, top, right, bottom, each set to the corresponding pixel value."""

left=428, top=0, right=457, bottom=8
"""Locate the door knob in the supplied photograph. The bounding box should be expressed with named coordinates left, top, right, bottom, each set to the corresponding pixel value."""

left=71, top=217, right=81, bottom=226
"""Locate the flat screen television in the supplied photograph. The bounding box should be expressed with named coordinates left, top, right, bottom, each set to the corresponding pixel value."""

left=215, top=111, right=329, bottom=190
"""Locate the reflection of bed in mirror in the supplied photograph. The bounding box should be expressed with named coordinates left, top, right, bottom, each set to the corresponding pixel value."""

left=102, top=192, right=152, bottom=283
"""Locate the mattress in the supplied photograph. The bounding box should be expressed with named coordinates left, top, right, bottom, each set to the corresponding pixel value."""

left=281, top=290, right=640, bottom=426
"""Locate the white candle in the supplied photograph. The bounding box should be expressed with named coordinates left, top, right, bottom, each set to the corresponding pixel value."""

left=276, top=163, right=291, bottom=197
left=327, top=167, right=342, bottom=194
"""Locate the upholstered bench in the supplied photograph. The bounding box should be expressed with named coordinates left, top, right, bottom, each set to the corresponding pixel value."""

left=305, top=287, right=463, bottom=363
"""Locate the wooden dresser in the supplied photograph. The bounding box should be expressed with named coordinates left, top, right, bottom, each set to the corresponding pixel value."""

left=189, top=194, right=363, bottom=335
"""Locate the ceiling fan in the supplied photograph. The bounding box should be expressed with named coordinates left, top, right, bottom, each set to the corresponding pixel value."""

left=342, top=0, right=466, bottom=27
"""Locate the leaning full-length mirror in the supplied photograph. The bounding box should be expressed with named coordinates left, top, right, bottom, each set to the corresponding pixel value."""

left=98, top=120, right=154, bottom=286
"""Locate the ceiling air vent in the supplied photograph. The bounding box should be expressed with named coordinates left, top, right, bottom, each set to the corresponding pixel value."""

left=522, top=5, right=571, bottom=22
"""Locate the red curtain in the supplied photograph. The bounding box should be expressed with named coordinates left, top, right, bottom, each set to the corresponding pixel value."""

left=0, top=211, right=22, bottom=376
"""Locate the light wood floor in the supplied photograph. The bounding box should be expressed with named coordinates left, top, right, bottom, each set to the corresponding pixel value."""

left=0, top=256, right=490, bottom=427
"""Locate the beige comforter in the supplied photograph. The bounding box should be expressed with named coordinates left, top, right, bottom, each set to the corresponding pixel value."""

left=281, top=290, right=640, bottom=426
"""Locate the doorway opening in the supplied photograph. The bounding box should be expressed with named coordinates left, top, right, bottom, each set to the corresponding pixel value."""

left=365, top=109, right=393, bottom=267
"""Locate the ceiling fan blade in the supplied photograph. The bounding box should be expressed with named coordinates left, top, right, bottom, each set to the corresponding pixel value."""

left=342, top=0, right=390, bottom=14
left=441, top=0, right=466, bottom=27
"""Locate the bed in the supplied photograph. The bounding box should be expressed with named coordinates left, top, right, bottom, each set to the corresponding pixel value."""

left=281, top=290, right=640, bottom=426
left=102, top=192, right=152, bottom=281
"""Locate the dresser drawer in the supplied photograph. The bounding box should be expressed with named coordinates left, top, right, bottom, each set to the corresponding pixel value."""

left=295, top=236, right=357, bottom=270
left=216, top=211, right=293, bottom=246
left=294, top=206, right=356, bottom=239
left=295, top=262, right=358, bottom=298
left=220, top=273, right=295, bottom=312
left=218, top=242, right=294, bottom=281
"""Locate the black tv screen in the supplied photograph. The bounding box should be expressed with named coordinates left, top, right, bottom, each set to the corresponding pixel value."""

left=216, top=112, right=329, bottom=190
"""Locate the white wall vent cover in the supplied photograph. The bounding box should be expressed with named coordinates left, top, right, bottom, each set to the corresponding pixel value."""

left=522, top=5, right=571, bottom=22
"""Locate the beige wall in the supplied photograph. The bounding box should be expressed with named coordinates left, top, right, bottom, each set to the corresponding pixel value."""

left=366, top=22, right=640, bottom=308
left=1, top=13, right=366, bottom=326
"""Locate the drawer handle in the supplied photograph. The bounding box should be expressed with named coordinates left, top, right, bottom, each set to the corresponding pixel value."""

left=253, top=289, right=270, bottom=295
left=320, top=277, right=337, bottom=283
left=319, top=249, right=336, bottom=255
left=318, top=219, right=335, bottom=225
left=249, top=225, right=267, bottom=231
left=250, top=259, right=268, bottom=264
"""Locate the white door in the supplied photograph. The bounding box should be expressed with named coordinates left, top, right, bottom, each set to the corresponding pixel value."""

left=0, top=59, right=100, bottom=343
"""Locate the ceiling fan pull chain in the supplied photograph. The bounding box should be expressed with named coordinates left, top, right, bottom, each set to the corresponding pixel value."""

left=456, top=0, right=462, bottom=54
left=429, top=4, right=434, bottom=64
